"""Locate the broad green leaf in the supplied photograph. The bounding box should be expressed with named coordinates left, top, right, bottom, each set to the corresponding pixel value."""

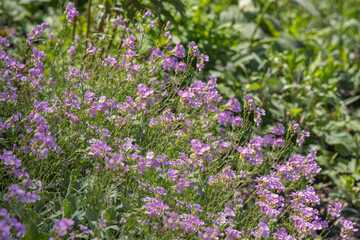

left=289, top=108, right=303, bottom=114
left=104, top=207, right=117, bottom=221
left=63, top=199, right=70, bottom=218
left=247, top=83, right=261, bottom=91
left=85, top=207, right=98, bottom=222
left=290, top=0, right=320, bottom=17
left=24, top=222, right=38, bottom=240
left=344, top=95, right=360, bottom=106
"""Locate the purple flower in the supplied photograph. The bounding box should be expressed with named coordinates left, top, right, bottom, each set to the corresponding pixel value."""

left=0, top=50, right=6, bottom=59
left=168, top=169, right=179, bottom=180
left=340, top=220, right=358, bottom=240
left=54, top=218, right=74, bottom=237
left=180, top=214, right=204, bottom=233
left=218, top=110, right=234, bottom=126
left=251, top=222, right=270, bottom=238
left=32, top=47, right=46, bottom=60
left=80, top=226, right=93, bottom=234
left=191, top=139, right=210, bottom=155
left=199, top=226, right=221, bottom=239
left=1, top=149, right=17, bottom=166
left=104, top=55, right=117, bottom=66
left=176, top=61, right=186, bottom=72
left=328, top=202, right=342, bottom=220
left=0, top=209, right=25, bottom=239
left=149, top=21, right=156, bottom=28
left=255, top=107, right=265, bottom=126
left=228, top=97, right=241, bottom=112
left=157, top=155, right=168, bottom=166
left=290, top=185, right=320, bottom=206
left=87, top=43, right=97, bottom=55
left=143, top=11, right=151, bottom=18
left=0, top=37, right=10, bottom=47
left=200, top=54, right=209, bottom=62
left=143, top=198, right=169, bottom=217
left=255, top=171, right=285, bottom=192
left=84, top=90, right=94, bottom=103
left=189, top=41, right=199, bottom=56
left=289, top=120, right=300, bottom=133
left=138, top=84, right=154, bottom=99
left=225, top=228, right=242, bottom=239
left=99, top=219, right=106, bottom=227
left=301, top=130, right=310, bottom=137
left=163, top=212, right=180, bottom=230
left=244, top=95, right=255, bottom=111
left=165, top=21, right=173, bottom=30
left=89, top=139, right=112, bottom=158
left=70, top=45, right=75, bottom=59
left=112, top=18, right=127, bottom=28
left=174, top=43, right=186, bottom=58
left=146, top=151, right=155, bottom=159
left=273, top=124, right=285, bottom=135
left=65, top=2, right=79, bottom=22
left=273, top=227, right=296, bottom=240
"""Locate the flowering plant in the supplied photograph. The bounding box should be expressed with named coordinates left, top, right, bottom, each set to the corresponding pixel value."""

left=0, top=2, right=358, bottom=239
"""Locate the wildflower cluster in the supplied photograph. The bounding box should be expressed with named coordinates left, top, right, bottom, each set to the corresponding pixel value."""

left=0, top=209, right=25, bottom=239
left=0, top=2, right=358, bottom=239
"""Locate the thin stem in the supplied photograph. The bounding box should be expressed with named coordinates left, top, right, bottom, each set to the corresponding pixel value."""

left=85, top=0, right=92, bottom=49
left=72, top=0, right=78, bottom=42
left=249, top=1, right=273, bottom=43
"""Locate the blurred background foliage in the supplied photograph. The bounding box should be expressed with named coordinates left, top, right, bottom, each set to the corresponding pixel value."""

left=1, top=0, right=359, bottom=206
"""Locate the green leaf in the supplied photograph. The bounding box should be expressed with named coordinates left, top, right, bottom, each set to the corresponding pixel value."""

left=324, top=130, right=358, bottom=156
left=85, top=207, right=98, bottom=222
left=24, top=222, right=38, bottom=240
left=106, top=225, right=121, bottom=231
left=247, top=83, right=261, bottom=91
left=344, top=95, right=360, bottom=106
left=289, top=108, right=303, bottom=114
left=217, top=83, right=235, bottom=97
left=63, top=199, right=70, bottom=218
left=104, top=207, right=117, bottom=221
left=290, top=0, right=320, bottom=17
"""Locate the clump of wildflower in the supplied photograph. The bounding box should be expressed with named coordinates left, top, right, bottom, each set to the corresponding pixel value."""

left=225, top=228, right=243, bottom=239
left=251, top=222, right=270, bottom=238
left=244, top=95, right=255, bottom=111
left=104, top=55, right=117, bottom=66
left=297, top=130, right=310, bottom=146
left=0, top=36, right=10, bottom=47
left=273, top=227, right=296, bottom=240
left=228, top=97, right=241, bottom=113
left=4, top=184, right=41, bottom=203
left=143, top=197, right=170, bottom=217
left=327, top=202, right=342, bottom=220
left=54, top=218, right=74, bottom=237
left=0, top=208, right=26, bottom=239
left=64, top=2, right=79, bottom=22
left=80, top=226, right=93, bottom=235
left=273, top=123, right=285, bottom=135
left=26, top=22, right=50, bottom=45
left=340, top=220, right=358, bottom=240
left=1, top=149, right=21, bottom=167
left=255, top=107, right=265, bottom=126
left=69, top=44, right=75, bottom=59
left=197, top=54, right=209, bottom=71
left=289, top=120, right=300, bottom=133
left=189, top=41, right=199, bottom=56
left=180, top=214, right=205, bottom=233
left=274, top=149, right=321, bottom=183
